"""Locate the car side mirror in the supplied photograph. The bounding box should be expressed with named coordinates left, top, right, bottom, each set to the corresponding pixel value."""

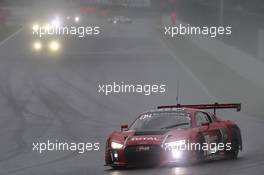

left=201, top=122, right=210, bottom=127
left=121, top=124, right=128, bottom=131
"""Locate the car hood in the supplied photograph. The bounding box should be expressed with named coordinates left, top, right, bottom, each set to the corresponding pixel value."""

left=110, top=129, right=194, bottom=146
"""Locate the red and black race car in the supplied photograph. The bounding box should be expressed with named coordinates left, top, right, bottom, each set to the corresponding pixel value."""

left=105, top=103, right=242, bottom=168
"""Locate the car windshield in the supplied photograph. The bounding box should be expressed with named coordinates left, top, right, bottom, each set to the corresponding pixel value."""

left=130, top=111, right=191, bottom=131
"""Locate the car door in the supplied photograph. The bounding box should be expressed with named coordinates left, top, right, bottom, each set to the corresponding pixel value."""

left=195, top=111, right=224, bottom=155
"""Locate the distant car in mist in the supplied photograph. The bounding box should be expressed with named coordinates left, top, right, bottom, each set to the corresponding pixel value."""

left=107, top=16, right=132, bottom=24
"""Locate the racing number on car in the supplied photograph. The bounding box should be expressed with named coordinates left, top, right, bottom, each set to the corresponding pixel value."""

left=139, top=114, right=152, bottom=120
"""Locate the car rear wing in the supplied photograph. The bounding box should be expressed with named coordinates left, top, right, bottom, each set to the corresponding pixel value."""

left=157, top=103, right=241, bottom=115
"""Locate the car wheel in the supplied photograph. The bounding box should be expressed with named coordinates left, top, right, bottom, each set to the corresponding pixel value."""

left=196, top=134, right=206, bottom=161
left=227, top=129, right=239, bottom=159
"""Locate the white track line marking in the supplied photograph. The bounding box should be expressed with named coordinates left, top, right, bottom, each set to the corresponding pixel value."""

left=0, top=26, right=23, bottom=47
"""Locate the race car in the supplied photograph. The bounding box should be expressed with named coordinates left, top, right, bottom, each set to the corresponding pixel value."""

left=107, top=16, right=132, bottom=24
left=105, top=103, right=242, bottom=168
left=30, top=16, right=63, bottom=53
left=63, top=13, right=82, bottom=25
left=31, top=24, right=61, bottom=53
left=65, top=15, right=81, bottom=24
left=31, top=38, right=61, bottom=53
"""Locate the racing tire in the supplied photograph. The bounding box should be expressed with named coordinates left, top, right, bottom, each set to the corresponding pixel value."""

left=196, top=134, right=206, bottom=161
left=227, top=128, right=240, bottom=160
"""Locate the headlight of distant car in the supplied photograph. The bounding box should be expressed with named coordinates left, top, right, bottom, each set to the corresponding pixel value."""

left=49, top=40, right=60, bottom=52
left=51, top=18, right=61, bottom=27
left=74, top=16, right=80, bottom=22
left=43, top=23, right=51, bottom=31
left=32, top=24, right=39, bottom=32
left=33, top=41, right=42, bottom=51
left=111, top=142, right=123, bottom=149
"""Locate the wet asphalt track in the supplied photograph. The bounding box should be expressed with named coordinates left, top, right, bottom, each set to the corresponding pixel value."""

left=0, top=18, right=264, bottom=175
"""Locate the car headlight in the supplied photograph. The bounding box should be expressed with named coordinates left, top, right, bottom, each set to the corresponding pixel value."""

left=49, top=40, right=60, bottom=52
left=172, top=150, right=182, bottom=159
left=164, top=139, right=186, bottom=151
left=51, top=18, right=61, bottom=27
left=164, top=139, right=187, bottom=159
left=33, top=41, right=42, bottom=51
left=43, top=23, right=51, bottom=31
left=111, top=142, right=123, bottom=149
left=32, top=24, right=39, bottom=32
left=74, top=16, right=80, bottom=22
